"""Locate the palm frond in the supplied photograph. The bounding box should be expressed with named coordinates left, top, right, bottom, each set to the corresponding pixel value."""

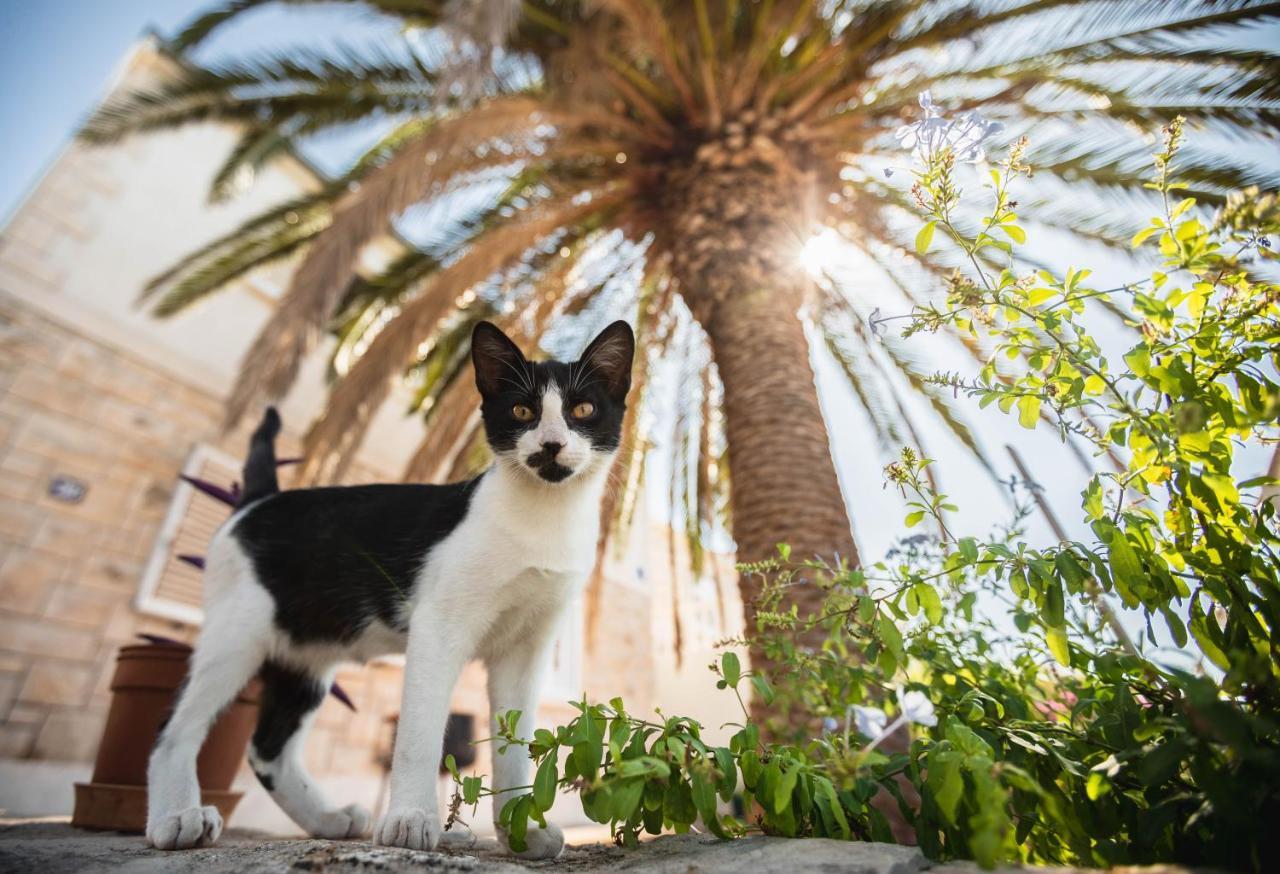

left=299, top=186, right=630, bottom=483
left=224, top=95, right=547, bottom=428
left=169, top=0, right=434, bottom=51
left=81, top=42, right=440, bottom=143
left=142, top=194, right=335, bottom=315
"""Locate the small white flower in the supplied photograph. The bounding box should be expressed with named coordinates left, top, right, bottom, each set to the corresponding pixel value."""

left=894, top=91, right=1003, bottom=165
left=853, top=705, right=889, bottom=739
left=897, top=686, right=937, bottom=727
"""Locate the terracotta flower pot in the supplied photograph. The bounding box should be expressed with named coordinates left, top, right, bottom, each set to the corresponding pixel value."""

left=71, top=642, right=261, bottom=833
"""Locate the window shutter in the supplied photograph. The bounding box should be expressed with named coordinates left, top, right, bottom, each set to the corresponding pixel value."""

left=135, top=444, right=241, bottom=626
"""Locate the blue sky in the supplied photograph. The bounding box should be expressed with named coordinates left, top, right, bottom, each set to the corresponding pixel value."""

left=1, top=2, right=204, bottom=222
left=0, top=1, right=394, bottom=222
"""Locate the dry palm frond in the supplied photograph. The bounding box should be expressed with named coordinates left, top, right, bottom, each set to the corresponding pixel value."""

left=300, top=186, right=629, bottom=482
left=583, top=277, right=661, bottom=646
left=225, top=95, right=552, bottom=427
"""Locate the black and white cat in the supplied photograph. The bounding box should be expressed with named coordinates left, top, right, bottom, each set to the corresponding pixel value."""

left=146, top=320, right=635, bottom=859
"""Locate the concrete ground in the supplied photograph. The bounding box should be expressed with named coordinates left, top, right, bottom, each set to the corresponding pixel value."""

left=0, top=818, right=1201, bottom=874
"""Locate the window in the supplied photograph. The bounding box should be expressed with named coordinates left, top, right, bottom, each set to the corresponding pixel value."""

left=135, top=443, right=239, bottom=625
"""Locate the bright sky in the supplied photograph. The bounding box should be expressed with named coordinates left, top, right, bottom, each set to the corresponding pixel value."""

left=3, top=2, right=1273, bottom=666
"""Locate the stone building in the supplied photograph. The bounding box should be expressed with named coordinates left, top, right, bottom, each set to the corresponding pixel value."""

left=0, top=36, right=740, bottom=833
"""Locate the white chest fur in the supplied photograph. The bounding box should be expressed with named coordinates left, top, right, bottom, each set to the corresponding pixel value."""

left=425, top=463, right=607, bottom=591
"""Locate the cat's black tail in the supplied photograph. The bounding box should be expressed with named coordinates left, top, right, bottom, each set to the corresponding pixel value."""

left=239, top=407, right=281, bottom=508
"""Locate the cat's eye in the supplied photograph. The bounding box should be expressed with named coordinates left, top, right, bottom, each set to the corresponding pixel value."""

left=511, top=404, right=535, bottom=422
left=571, top=401, right=595, bottom=419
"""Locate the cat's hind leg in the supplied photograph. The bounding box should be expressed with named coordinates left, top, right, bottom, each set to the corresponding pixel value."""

left=247, top=661, right=371, bottom=840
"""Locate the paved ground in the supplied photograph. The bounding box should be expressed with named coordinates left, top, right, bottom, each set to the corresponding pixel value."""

left=0, top=818, right=1197, bottom=874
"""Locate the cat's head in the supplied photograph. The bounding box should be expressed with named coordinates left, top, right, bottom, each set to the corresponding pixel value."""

left=472, top=320, right=634, bottom=484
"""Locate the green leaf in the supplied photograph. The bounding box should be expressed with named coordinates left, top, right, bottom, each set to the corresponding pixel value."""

left=573, top=736, right=603, bottom=782
left=1131, top=226, right=1159, bottom=247
left=915, top=221, right=936, bottom=254
left=444, top=754, right=459, bottom=780
left=750, top=674, right=775, bottom=706
left=533, top=756, right=558, bottom=813
left=721, top=651, right=741, bottom=688
left=462, top=776, right=482, bottom=805
left=905, top=510, right=926, bottom=528
left=691, top=772, right=728, bottom=837
left=714, top=747, right=737, bottom=800
left=663, top=778, right=697, bottom=825
left=918, top=584, right=943, bottom=624
left=1027, top=286, right=1054, bottom=306
left=1108, top=533, right=1144, bottom=608
left=774, top=763, right=800, bottom=814
left=1044, top=579, right=1065, bottom=628
left=740, top=750, right=762, bottom=788
left=507, top=796, right=530, bottom=852
left=1001, top=223, right=1026, bottom=244
left=1016, top=395, right=1041, bottom=430
left=1054, top=551, right=1087, bottom=594
left=1046, top=625, right=1070, bottom=666
left=877, top=615, right=904, bottom=662
left=610, top=778, right=645, bottom=824
left=814, top=778, right=850, bottom=839
left=1082, top=477, right=1105, bottom=521
left=1161, top=606, right=1188, bottom=648
left=928, top=752, right=964, bottom=825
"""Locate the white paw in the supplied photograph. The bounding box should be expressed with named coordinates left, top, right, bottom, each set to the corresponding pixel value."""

left=374, top=807, right=439, bottom=851
left=146, top=805, right=223, bottom=850
left=437, top=825, right=477, bottom=850
left=498, top=822, right=564, bottom=860
left=312, top=803, right=372, bottom=840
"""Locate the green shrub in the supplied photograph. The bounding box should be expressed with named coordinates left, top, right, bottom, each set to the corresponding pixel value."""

left=452, top=119, right=1280, bottom=871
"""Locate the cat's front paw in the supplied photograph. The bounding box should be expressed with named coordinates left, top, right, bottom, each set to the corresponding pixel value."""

left=311, top=803, right=372, bottom=840
left=374, top=807, right=440, bottom=851
left=498, top=822, right=564, bottom=860
left=146, top=805, right=223, bottom=850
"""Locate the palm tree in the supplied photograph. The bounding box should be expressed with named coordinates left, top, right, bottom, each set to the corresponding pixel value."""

left=83, top=1, right=1280, bottom=665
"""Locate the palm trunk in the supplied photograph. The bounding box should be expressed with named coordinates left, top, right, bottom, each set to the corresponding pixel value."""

left=706, top=286, right=858, bottom=570
left=666, top=148, right=858, bottom=727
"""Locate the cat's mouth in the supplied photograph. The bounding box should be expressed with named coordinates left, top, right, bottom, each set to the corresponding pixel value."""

left=526, top=448, right=575, bottom=483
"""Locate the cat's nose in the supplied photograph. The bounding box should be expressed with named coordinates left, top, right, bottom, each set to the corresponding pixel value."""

left=541, top=441, right=564, bottom=457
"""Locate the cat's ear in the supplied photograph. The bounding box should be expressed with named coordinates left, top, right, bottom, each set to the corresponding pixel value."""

left=577, top=320, right=635, bottom=399
left=472, top=321, right=528, bottom=397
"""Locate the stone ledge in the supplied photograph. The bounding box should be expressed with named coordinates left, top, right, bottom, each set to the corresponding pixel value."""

left=0, top=819, right=1201, bottom=874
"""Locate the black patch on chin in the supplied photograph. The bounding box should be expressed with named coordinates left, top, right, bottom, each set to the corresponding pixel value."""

left=526, top=445, right=574, bottom=482
left=253, top=768, right=276, bottom=792
left=533, top=460, right=574, bottom=483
